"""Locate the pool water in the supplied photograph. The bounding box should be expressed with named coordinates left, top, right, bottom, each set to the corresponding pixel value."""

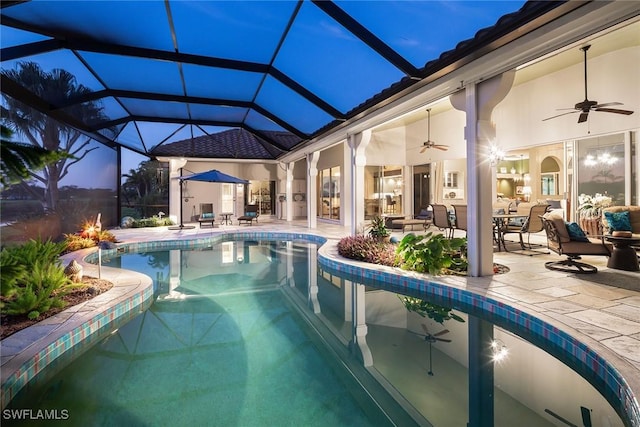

left=5, top=238, right=627, bottom=427
left=5, top=241, right=399, bottom=426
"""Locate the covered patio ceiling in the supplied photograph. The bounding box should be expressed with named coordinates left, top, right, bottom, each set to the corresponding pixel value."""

left=1, top=0, right=598, bottom=161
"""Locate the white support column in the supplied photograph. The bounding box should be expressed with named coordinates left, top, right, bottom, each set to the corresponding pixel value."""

left=342, top=141, right=352, bottom=228
left=350, top=281, right=373, bottom=366
left=286, top=241, right=295, bottom=288
left=348, top=130, right=371, bottom=236
left=403, top=165, right=412, bottom=215
left=343, top=280, right=352, bottom=322
left=307, top=152, right=320, bottom=229
left=168, top=158, right=188, bottom=224
left=451, top=71, right=515, bottom=277
left=307, top=243, right=320, bottom=313
left=286, top=162, right=294, bottom=222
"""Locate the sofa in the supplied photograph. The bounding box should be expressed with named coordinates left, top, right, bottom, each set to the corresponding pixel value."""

left=601, top=206, right=640, bottom=236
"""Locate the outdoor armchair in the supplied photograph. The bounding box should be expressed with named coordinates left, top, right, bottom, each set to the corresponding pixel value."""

left=540, top=214, right=611, bottom=274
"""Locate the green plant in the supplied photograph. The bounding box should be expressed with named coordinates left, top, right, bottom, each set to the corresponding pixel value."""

left=337, top=235, right=398, bottom=267
left=395, top=232, right=467, bottom=275
left=131, top=216, right=174, bottom=228
left=2, top=262, right=75, bottom=319
left=367, top=216, right=390, bottom=239
left=0, top=238, right=80, bottom=318
left=0, top=249, right=27, bottom=298
left=63, top=233, right=98, bottom=252
left=399, top=296, right=465, bottom=324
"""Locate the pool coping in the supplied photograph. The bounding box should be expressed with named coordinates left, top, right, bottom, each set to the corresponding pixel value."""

left=0, top=247, right=154, bottom=408
left=1, top=230, right=638, bottom=427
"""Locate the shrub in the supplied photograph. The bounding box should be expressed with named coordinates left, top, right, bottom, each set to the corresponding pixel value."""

left=2, top=261, right=74, bottom=319
left=337, top=235, right=399, bottom=267
left=63, top=233, right=98, bottom=252
left=399, top=296, right=465, bottom=324
left=367, top=216, right=390, bottom=239
left=131, top=216, right=174, bottom=228
left=0, top=239, right=78, bottom=318
left=63, top=226, right=117, bottom=253
left=395, top=232, right=467, bottom=275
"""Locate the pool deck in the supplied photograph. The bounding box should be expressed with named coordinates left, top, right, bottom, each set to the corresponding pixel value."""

left=1, top=217, right=639, bottom=418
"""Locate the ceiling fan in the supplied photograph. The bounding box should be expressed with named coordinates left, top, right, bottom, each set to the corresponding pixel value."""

left=409, top=324, right=451, bottom=376
left=420, top=108, right=449, bottom=152
left=543, top=45, right=634, bottom=123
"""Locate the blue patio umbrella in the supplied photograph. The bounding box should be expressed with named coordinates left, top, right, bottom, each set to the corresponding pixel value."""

left=170, top=170, right=248, bottom=230
left=181, top=169, right=248, bottom=184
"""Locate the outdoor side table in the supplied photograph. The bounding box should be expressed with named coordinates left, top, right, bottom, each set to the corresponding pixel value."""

left=604, top=235, right=640, bottom=271
left=219, top=213, right=233, bottom=225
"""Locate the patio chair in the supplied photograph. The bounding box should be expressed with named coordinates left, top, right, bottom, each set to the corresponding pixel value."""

left=451, top=205, right=467, bottom=237
left=501, top=203, right=549, bottom=251
left=430, top=204, right=453, bottom=238
left=540, top=214, right=611, bottom=274
left=385, top=195, right=397, bottom=213
left=198, top=203, right=215, bottom=228
left=238, top=204, right=259, bottom=225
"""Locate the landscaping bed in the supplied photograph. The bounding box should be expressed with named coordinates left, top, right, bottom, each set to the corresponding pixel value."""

left=0, top=277, right=112, bottom=339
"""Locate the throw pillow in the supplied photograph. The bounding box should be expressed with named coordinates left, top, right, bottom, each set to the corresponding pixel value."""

left=247, top=211, right=257, bottom=217
left=565, top=222, right=589, bottom=242
left=201, top=213, right=214, bottom=219
left=604, top=210, right=632, bottom=232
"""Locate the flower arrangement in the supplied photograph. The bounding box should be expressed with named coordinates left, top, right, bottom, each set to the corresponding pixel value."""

left=577, top=193, right=612, bottom=218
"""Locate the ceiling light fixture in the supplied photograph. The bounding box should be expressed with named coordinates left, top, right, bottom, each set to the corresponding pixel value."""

left=491, top=339, right=508, bottom=362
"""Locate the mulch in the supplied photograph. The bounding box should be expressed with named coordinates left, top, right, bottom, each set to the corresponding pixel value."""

left=0, top=277, right=113, bottom=340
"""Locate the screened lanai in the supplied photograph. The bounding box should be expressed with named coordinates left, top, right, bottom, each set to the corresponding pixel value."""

left=2, top=0, right=570, bottom=159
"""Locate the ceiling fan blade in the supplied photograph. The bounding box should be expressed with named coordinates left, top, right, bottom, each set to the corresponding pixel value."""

left=433, top=329, right=449, bottom=337
left=421, top=324, right=429, bottom=333
left=542, top=111, right=578, bottom=121
left=593, top=102, right=622, bottom=108
left=594, top=107, right=634, bottom=115
left=435, top=338, right=452, bottom=342
left=434, top=145, right=448, bottom=151
left=578, top=111, right=589, bottom=123
left=420, top=146, right=428, bottom=153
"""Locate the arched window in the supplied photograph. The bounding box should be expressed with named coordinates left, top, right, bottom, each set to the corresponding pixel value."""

left=540, top=157, right=560, bottom=196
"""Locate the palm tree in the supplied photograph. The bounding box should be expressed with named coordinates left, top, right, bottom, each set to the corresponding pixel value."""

left=1, top=62, right=114, bottom=213
left=0, top=124, right=69, bottom=189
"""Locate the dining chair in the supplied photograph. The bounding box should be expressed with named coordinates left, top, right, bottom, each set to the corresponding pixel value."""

left=430, top=204, right=453, bottom=238
left=385, top=195, right=397, bottom=213
left=451, top=205, right=467, bottom=237
left=501, top=203, right=550, bottom=251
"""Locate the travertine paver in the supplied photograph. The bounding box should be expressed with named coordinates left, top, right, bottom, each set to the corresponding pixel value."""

left=535, top=287, right=578, bottom=298
left=567, top=309, right=640, bottom=335
left=536, top=299, right=589, bottom=314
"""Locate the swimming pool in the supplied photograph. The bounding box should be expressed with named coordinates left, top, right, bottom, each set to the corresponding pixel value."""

left=3, top=239, right=412, bottom=426
left=2, top=233, right=635, bottom=426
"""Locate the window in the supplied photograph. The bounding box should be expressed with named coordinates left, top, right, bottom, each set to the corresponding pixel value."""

left=444, top=171, right=459, bottom=188
left=541, top=173, right=558, bottom=195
